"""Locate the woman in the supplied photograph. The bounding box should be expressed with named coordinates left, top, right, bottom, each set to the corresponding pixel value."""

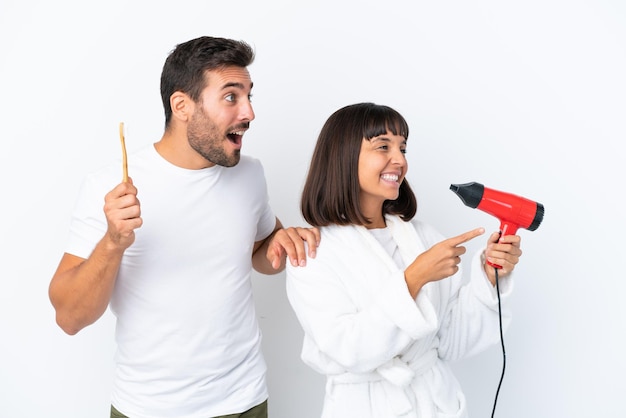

left=286, top=102, right=522, bottom=418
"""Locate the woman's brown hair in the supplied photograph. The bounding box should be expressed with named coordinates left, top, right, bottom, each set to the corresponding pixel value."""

left=301, top=102, right=417, bottom=227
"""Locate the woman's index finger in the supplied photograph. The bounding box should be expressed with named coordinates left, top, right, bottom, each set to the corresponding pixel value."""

left=447, top=227, right=485, bottom=246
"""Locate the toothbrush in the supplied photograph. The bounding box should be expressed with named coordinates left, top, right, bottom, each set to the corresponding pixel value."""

left=119, top=122, right=128, bottom=183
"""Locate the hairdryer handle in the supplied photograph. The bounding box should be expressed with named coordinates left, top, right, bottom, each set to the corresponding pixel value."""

left=487, top=222, right=519, bottom=269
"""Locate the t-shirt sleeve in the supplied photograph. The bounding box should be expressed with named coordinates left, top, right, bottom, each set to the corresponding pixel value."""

left=65, top=174, right=108, bottom=259
left=252, top=161, right=277, bottom=242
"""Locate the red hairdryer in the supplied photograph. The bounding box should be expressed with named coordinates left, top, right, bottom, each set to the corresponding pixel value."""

left=450, top=181, right=544, bottom=268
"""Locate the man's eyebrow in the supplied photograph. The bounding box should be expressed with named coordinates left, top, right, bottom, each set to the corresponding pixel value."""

left=221, top=81, right=254, bottom=90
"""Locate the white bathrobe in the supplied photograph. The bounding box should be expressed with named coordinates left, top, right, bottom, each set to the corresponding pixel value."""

left=286, top=215, right=513, bottom=418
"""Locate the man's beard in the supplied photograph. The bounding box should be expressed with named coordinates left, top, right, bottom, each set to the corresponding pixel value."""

left=187, top=108, right=241, bottom=167
left=194, top=141, right=240, bottom=168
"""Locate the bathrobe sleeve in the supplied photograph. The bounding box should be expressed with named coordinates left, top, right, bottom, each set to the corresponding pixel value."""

left=411, top=220, right=515, bottom=361
left=286, top=227, right=438, bottom=375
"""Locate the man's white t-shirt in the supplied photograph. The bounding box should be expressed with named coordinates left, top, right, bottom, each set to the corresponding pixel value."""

left=66, top=145, right=276, bottom=418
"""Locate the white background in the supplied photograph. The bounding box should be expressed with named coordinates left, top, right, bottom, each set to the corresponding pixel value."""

left=1, top=1, right=624, bottom=417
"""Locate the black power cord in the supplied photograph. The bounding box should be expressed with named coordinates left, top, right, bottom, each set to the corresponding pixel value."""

left=490, top=267, right=505, bottom=418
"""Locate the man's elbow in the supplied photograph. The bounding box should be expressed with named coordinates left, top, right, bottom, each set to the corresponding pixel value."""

left=50, top=296, right=91, bottom=335
left=54, top=312, right=85, bottom=336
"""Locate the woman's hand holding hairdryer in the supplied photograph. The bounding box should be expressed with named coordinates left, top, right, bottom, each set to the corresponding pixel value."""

left=483, top=232, right=523, bottom=285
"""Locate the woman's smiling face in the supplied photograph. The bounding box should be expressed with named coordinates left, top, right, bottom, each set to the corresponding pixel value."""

left=357, top=130, right=408, bottom=224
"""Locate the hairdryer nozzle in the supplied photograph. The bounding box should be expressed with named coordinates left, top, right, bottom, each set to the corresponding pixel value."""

left=450, top=182, right=484, bottom=208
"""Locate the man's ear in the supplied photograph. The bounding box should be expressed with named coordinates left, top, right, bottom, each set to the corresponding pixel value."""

left=170, top=91, right=193, bottom=122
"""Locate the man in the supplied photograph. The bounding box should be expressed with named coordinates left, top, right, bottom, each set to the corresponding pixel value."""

left=48, top=36, right=320, bottom=418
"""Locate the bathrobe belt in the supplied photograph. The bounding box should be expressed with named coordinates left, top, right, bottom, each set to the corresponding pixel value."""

left=326, top=349, right=438, bottom=416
